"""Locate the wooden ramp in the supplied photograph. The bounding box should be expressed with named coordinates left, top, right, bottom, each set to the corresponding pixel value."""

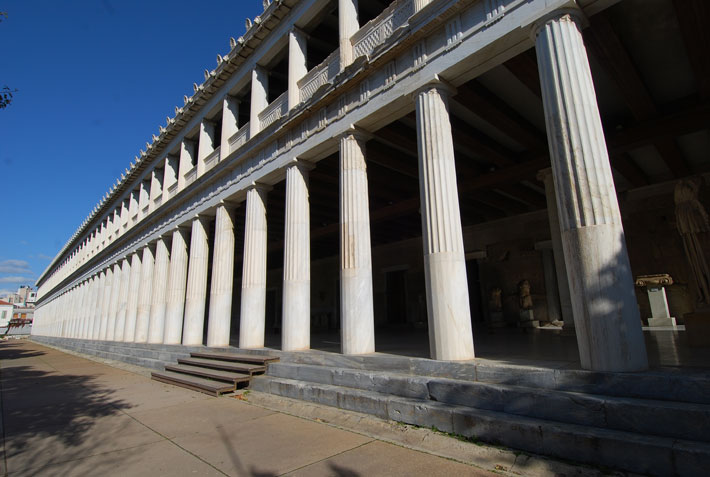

left=151, top=351, right=279, bottom=396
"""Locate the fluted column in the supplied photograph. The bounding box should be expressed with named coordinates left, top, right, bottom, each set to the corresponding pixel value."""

left=107, top=262, right=122, bottom=340
left=537, top=168, right=575, bottom=329
left=123, top=251, right=142, bottom=341
left=338, top=0, right=359, bottom=69
left=183, top=216, right=210, bottom=345
left=99, top=266, right=113, bottom=340
left=282, top=161, right=313, bottom=351
left=240, top=185, right=270, bottom=349
left=114, top=258, right=131, bottom=341
left=164, top=227, right=190, bottom=344
left=415, top=82, right=475, bottom=361
left=221, top=96, right=239, bottom=154
left=534, top=11, right=647, bottom=371
left=207, top=204, right=236, bottom=347
left=87, top=274, right=102, bottom=339
left=91, top=272, right=105, bottom=339
left=78, top=280, right=91, bottom=338
left=339, top=130, right=375, bottom=355
left=73, top=282, right=86, bottom=338
left=148, top=236, right=170, bottom=343
left=135, top=245, right=155, bottom=343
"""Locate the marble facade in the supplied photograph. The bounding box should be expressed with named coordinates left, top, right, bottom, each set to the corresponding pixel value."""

left=32, top=0, right=665, bottom=373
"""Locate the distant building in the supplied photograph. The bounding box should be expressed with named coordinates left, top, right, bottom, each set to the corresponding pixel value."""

left=3, top=286, right=37, bottom=307
left=0, top=300, right=13, bottom=328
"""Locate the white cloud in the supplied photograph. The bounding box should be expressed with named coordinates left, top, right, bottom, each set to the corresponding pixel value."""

left=0, top=276, right=34, bottom=283
left=0, top=259, right=32, bottom=274
left=37, top=254, right=54, bottom=261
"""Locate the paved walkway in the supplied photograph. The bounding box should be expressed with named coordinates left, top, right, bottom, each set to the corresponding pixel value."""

left=0, top=340, right=497, bottom=476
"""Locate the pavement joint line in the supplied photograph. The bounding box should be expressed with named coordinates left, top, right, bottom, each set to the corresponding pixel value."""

left=114, top=392, right=230, bottom=476
left=4, top=439, right=175, bottom=475
left=275, top=439, right=376, bottom=476
left=233, top=392, right=497, bottom=475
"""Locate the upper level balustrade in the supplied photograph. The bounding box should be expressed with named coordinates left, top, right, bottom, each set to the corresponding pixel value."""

left=204, top=146, right=221, bottom=171
left=229, top=123, right=250, bottom=153
left=259, top=91, right=288, bottom=130
left=298, top=49, right=340, bottom=104
left=352, top=0, right=414, bottom=60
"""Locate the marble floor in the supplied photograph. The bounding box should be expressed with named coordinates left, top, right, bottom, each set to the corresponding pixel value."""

left=254, top=325, right=710, bottom=371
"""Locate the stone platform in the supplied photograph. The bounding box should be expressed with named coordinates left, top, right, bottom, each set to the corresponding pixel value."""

left=31, top=335, right=710, bottom=475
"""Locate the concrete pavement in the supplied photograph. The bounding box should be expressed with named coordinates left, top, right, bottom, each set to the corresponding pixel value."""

left=0, top=339, right=495, bottom=476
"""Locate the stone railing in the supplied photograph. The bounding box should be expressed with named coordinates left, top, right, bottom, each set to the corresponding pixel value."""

left=153, top=193, right=162, bottom=208
left=229, top=123, right=249, bottom=153
left=351, top=0, right=414, bottom=60
left=167, top=182, right=178, bottom=197
left=204, top=147, right=220, bottom=170
left=184, top=166, right=197, bottom=186
left=259, top=91, right=288, bottom=130
left=298, top=49, right=340, bottom=104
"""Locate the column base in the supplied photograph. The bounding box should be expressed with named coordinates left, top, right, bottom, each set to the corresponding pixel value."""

left=647, top=316, right=677, bottom=327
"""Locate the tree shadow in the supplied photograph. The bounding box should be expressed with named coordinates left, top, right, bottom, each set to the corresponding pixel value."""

left=0, top=341, right=134, bottom=474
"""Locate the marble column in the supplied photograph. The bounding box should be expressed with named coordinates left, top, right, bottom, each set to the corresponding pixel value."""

left=415, top=82, right=475, bottom=361
left=537, top=168, right=575, bottom=329
left=164, top=227, right=190, bottom=344
left=282, top=161, right=312, bottom=351
left=114, top=258, right=131, bottom=341
left=123, top=251, right=142, bottom=342
left=107, top=262, right=122, bottom=340
left=148, top=236, right=170, bottom=343
left=534, top=11, right=647, bottom=371
left=288, top=28, right=308, bottom=110
left=540, top=246, right=562, bottom=322
left=91, top=275, right=103, bottom=338
left=338, top=0, right=359, bottom=69
left=339, top=130, right=375, bottom=355
left=183, top=216, right=210, bottom=346
left=135, top=245, right=155, bottom=343
left=250, top=66, right=269, bottom=138
left=240, top=185, right=270, bottom=349
left=221, top=96, right=239, bottom=154
left=207, top=204, right=236, bottom=348
left=91, top=271, right=106, bottom=339
left=99, top=266, right=113, bottom=340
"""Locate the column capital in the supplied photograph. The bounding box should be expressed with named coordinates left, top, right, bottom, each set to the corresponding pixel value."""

left=289, top=26, right=308, bottom=39
left=287, top=158, right=315, bottom=172
left=530, top=8, right=586, bottom=41
left=536, top=167, right=553, bottom=182
left=340, top=125, right=372, bottom=143
left=216, top=198, right=241, bottom=210
left=412, top=75, right=457, bottom=100
left=247, top=181, right=273, bottom=193
left=224, top=94, right=241, bottom=105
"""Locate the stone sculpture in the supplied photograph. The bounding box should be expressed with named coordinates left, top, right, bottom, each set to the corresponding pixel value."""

left=674, top=178, right=710, bottom=305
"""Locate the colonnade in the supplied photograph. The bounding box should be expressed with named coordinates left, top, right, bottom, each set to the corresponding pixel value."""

left=33, top=10, right=648, bottom=372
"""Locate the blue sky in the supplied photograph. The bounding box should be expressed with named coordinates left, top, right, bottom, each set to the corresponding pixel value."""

left=0, top=0, right=264, bottom=296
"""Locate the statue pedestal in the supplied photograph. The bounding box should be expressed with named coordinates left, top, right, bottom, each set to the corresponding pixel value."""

left=489, top=311, right=506, bottom=329
left=636, top=275, right=676, bottom=327
left=518, top=309, right=539, bottom=328
left=684, top=312, right=710, bottom=347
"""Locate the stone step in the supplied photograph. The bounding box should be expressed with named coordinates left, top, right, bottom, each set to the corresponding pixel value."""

left=277, top=352, right=710, bottom=405
left=151, top=370, right=235, bottom=396
left=190, top=351, right=280, bottom=364
left=165, top=363, right=251, bottom=384
left=177, top=357, right=266, bottom=375
left=266, top=362, right=710, bottom=442
left=251, top=375, right=710, bottom=477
